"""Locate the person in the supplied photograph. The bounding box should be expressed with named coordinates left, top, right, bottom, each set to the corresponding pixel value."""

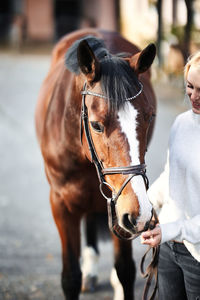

left=141, top=51, right=200, bottom=300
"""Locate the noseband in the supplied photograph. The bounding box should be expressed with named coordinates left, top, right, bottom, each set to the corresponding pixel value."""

left=80, top=82, right=149, bottom=239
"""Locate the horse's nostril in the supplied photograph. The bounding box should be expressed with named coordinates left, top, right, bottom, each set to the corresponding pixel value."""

left=122, top=214, right=136, bottom=230
left=129, top=215, right=137, bottom=226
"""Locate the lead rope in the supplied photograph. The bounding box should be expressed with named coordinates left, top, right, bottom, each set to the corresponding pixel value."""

left=140, top=209, right=160, bottom=300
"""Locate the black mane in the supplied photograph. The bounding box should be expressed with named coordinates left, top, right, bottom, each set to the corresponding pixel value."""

left=65, top=36, right=141, bottom=110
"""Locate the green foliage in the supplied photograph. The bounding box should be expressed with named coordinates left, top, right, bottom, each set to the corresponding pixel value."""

left=192, top=28, right=200, bottom=44
left=171, top=25, right=185, bottom=44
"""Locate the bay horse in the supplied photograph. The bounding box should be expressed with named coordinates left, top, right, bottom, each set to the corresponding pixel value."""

left=35, top=28, right=156, bottom=300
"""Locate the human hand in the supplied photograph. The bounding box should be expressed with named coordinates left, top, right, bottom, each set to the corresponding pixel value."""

left=140, top=224, right=161, bottom=247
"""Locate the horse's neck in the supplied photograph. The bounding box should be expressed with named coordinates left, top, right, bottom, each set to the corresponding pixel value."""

left=43, top=70, right=85, bottom=166
left=63, top=76, right=84, bottom=153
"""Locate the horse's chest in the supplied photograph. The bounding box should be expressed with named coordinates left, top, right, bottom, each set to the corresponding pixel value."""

left=48, top=164, right=105, bottom=213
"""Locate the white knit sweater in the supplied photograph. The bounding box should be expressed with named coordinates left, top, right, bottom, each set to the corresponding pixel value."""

left=148, top=110, right=200, bottom=262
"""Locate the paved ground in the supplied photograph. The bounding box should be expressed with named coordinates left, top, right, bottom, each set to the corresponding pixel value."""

left=0, top=49, right=188, bottom=300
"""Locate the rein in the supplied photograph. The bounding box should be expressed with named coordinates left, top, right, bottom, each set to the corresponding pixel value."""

left=140, top=209, right=160, bottom=300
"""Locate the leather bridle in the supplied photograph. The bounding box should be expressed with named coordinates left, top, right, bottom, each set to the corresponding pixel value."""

left=80, top=82, right=150, bottom=239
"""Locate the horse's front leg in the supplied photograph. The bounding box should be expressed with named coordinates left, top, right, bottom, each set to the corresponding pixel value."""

left=111, top=235, right=136, bottom=300
left=82, top=213, right=99, bottom=292
left=50, top=189, right=82, bottom=300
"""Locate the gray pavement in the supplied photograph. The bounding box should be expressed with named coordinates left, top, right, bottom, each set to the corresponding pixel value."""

left=0, top=51, right=188, bottom=300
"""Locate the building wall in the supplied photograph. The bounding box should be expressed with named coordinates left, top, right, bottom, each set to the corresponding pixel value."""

left=120, top=0, right=157, bottom=47
left=25, top=0, right=54, bottom=42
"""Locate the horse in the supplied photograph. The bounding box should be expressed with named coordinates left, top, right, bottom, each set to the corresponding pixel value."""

left=35, top=28, right=156, bottom=300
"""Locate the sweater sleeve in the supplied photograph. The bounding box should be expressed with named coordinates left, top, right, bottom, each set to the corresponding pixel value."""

left=160, top=215, right=200, bottom=244
left=147, top=152, right=169, bottom=211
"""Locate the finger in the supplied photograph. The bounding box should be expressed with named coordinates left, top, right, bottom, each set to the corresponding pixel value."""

left=141, top=236, right=154, bottom=245
left=141, top=237, right=159, bottom=247
left=141, top=233, right=155, bottom=241
left=141, top=231, right=153, bottom=239
left=140, top=235, right=150, bottom=243
left=150, top=226, right=160, bottom=235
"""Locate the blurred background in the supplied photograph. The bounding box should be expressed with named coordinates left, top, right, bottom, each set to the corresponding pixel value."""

left=0, top=1, right=199, bottom=299
left=1, top=0, right=200, bottom=69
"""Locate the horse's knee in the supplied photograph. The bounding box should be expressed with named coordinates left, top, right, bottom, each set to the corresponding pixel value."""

left=62, top=269, right=82, bottom=300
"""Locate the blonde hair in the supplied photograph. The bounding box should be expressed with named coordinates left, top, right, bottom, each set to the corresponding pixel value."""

left=184, top=51, right=200, bottom=80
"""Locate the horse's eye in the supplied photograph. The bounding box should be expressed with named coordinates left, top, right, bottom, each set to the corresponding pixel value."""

left=90, top=121, right=104, bottom=133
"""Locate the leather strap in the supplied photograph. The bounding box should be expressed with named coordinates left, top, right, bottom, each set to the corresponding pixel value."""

left=102, top=164, right=146, bottom=175
left=140, top=209, right=160, bottom=300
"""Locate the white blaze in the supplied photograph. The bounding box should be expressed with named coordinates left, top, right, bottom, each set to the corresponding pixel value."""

left=117, top=102, right=152, bottom=226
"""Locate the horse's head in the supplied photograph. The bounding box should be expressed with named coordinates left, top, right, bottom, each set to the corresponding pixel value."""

left=66, top=36, right=156, bottom=240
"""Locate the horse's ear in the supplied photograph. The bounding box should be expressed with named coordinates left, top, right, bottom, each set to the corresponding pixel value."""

left=130, top=43, right=156, bottom=75
left=77, top=40, right=101, bottom=83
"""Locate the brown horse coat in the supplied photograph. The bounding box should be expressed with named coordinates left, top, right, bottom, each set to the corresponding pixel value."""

left=35, top=28, right=156, bottom=300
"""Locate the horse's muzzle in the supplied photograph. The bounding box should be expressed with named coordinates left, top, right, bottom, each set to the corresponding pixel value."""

left=108, top=201, right=154, bottom=240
